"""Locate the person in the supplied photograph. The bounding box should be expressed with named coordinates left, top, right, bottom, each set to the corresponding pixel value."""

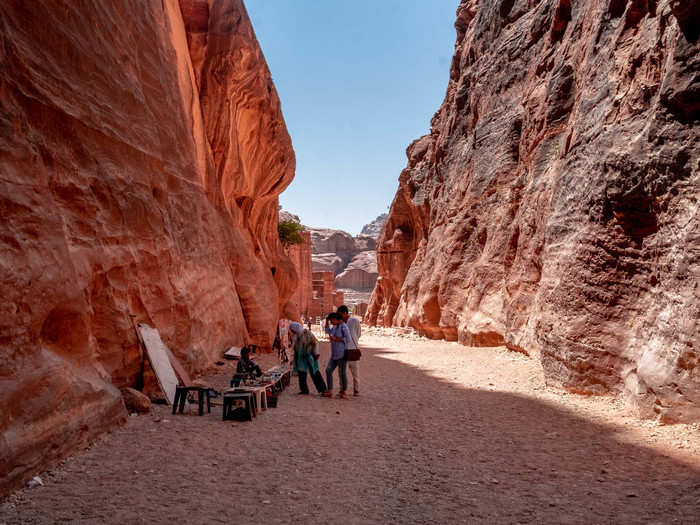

left=289, top=322, right=326, bottom=395
left=278, top=318, right=290, bottom=362
left=338, top=305, right=361, bottom=396
left=235, top=346, right=262, bottom=381
left=323, top=312, right=350, bottom=399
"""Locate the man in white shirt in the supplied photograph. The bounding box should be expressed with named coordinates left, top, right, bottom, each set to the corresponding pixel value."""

left=337, top=305, right=361, bottom=396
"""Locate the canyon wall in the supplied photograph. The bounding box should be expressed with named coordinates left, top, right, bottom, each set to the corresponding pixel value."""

left=368, top=0, right=699, bottom=422
left=0, top=0, right=295, bottom=493
left=285, top=231, right=312, bottom=318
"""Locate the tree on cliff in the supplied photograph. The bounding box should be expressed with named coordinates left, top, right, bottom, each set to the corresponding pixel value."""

left=278, top=220, right=306, bottom=246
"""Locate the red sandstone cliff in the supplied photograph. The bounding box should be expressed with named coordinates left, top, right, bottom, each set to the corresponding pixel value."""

left=285, top=231, right=312, bottom=318
left=368, top=0, right=699, bottom=422
left=0, top=0, right=295, bottom=493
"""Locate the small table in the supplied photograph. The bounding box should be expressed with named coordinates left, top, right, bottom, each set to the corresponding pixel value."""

left=264, top=368, right=291, bottom=391
left=226, top=383, right=272, bottom=413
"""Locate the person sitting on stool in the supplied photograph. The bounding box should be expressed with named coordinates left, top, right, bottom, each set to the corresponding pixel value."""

left=235, top=346, right=262, bottom=382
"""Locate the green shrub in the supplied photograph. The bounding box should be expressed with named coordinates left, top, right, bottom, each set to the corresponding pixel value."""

left=278, top=220, right=305, bottom=246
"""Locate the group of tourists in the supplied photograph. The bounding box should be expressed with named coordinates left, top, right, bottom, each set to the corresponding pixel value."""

left=289, top=304, right=361, bottom=399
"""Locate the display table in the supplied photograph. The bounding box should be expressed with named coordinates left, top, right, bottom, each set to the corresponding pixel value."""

left=225, top=383, right=272, bottom=413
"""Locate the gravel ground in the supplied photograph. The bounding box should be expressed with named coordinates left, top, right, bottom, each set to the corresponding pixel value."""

left=2, top=332, right=699, bottom=524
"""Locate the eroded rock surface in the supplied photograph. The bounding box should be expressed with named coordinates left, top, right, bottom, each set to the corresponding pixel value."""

left=360, top=213, right=388, bottom=239
left=285, top=231, right=312, bottom=318
left=279, top=208, right=301, bottom=224
left=335, top=251, right=379, bottom=291
left=311, top=253, right=346, bottom=274
left=308, top=228, right=359, bottom=265
left=0, top=0, right=295, bottom=494
left=368, top=0, right=699, bottom=421
left=354, top=235, right=378, bottom=252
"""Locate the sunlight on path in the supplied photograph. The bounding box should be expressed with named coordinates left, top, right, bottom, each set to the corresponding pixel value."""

left=365, top=333, right=700, bottom=469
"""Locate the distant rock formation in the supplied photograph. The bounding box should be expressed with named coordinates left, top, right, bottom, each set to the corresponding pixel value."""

left=360, top=213, right=388, bottom=239
left=354, top=235, right=377, bottom=252
left=335, top=251, right=379, bottom=291
left=311, top=253, right=346, bottom=274
left=368, top=0, right=700, bottom=422
left=0, top=0, right=296, bottom=495
left=298, top=226, right=380, bottom=302
left=308, top=228, right=359, bottom=265
left=279, top=209, right=301, bottom=224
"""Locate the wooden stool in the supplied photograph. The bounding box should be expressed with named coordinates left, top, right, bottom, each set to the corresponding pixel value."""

left=222, top=392, right=255, bottom=421
left=172, top=386, right=211, bottom=416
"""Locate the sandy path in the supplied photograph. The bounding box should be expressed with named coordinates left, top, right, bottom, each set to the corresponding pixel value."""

left=2, top=333, right=699, bottom=524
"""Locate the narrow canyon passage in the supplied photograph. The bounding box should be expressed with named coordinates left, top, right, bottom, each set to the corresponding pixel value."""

left=2, top=334, right=699, bottom=524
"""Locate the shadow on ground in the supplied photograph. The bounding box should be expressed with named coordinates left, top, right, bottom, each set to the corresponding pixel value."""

left=1, top=343, right=698, bottom=524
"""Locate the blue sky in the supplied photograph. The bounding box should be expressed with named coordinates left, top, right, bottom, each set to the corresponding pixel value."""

left=246, top=1, right=458, bottom=235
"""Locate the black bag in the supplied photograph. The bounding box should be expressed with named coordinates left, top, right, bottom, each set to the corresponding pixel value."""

left=344, top=348, right=362, bottom=361
left=344, top=328, right=362, bottom=361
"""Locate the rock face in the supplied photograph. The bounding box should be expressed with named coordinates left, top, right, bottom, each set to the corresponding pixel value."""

left=0, top=0, right=295, bottom=495
left=335, top=251, right=379, bottom=291
left=284, top=231, right=312, bottom=318
left=354, top=235, right=377, bottom=252
left=360, top=213, right=388, bottom=239
left=368, top=0, right=699, bottom=421
left=311, top=253, right=346, bottom=274
left=308, top=228, right=359, bottom=265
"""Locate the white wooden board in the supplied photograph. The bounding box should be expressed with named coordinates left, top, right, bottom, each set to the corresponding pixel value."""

left=224, top=346, right=242, bottom=360
left=223, top=346, right=257, bottom=360
left=138, top=323, right=179, bottom=405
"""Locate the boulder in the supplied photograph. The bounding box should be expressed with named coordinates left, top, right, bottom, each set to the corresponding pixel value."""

left=120, top=388, right=152, bottom=414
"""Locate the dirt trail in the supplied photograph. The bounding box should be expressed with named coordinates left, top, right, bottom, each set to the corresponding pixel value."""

left=2, top=333, right=699, bottom=524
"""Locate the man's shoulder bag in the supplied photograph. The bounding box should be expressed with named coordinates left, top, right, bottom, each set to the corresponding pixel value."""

left=344, top=348, right=361, bottom=361
left=345, top=348, right=362, bottom=361
left=344, top=329, right=361, bottom=361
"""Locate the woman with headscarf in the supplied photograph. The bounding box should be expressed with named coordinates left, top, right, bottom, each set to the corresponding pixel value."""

left=289, top=322, right=326, bottom=395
